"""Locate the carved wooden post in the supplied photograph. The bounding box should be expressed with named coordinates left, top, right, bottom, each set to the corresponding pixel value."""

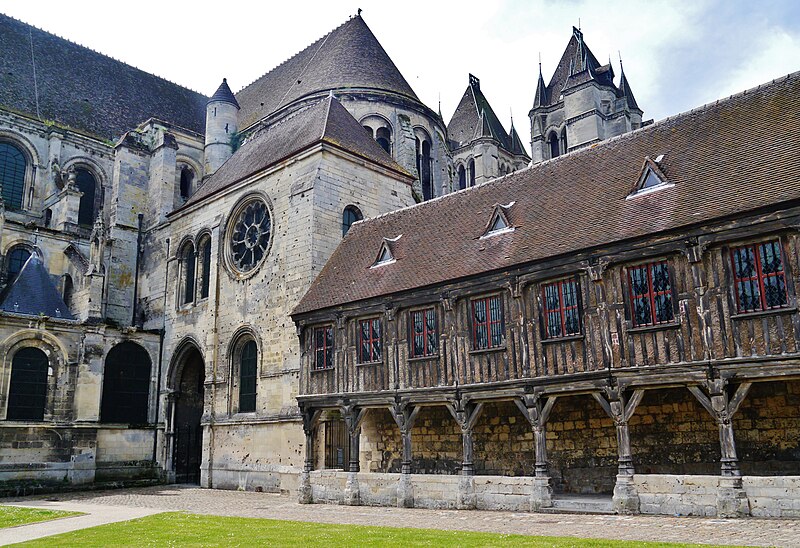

left=593, top=386, right=645, bottom=514
left=685, top=239, right=713, bottom=360
left=688, top=379, right=752, bottom=517
left=586, top=259, right=615, bottom=368
left=341, top=403, right=367, bottom=505
left=298, top=405, right=321, bottom=504
left=515, top=393, right=557, bottom=510
left=389, top=400, right=421, bottom=507
left=446, top=398, right=484, bottom=510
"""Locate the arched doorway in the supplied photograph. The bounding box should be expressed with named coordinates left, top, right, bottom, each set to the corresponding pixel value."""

left=174, top=347, right=204, bottom=484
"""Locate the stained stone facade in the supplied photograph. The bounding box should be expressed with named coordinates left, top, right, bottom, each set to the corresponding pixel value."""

left=9, top=10, right=794, bottom=521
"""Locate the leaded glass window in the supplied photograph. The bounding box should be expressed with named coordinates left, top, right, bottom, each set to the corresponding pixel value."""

left=358, top=318, right=382, bottom=363
left=410, top=308, right=437, bottom=358
left=628, top=261, right=674, bottom=327
left=542, top=278, right=581, bottom=339
left=0, top=143, right=26, bottom=211
left=7, top=347, right=48, bottom=421
left=230, top=199, right=271, bottom=273
left=314, top=326, right=334, bottom=370
left=239, top=340, right=257, bottom=412
left=199, top=237, right=211, bottom=299
left=472, top=295, right=504, bottom=350
left=100, top=342, right=152, bottom=424
left=731, top=240, right=789, bottom=313
left=6, top=247, right=31, bottom=283
left=342, top=205, right=363, bottom=236
left=75, top=169, right=97, bottom=226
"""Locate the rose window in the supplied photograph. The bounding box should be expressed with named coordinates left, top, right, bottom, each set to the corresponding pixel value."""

left=230, top=199, right=271, bottom=273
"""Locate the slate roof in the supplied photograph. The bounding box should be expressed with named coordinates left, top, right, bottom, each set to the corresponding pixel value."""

left=294, top=72, right=800, bottom=315
left=447, top=74, right=524, bottom=157
left=0, top=13, right=207, bottom=139
left=0, top=254, right=73, bottom=320
left=177, top=96, right=412, bottom=211
left=209, top=78, right=240, bottom=108
left=618, top=67, right=640, bottom=111
left=236, top=15, right=419, bottom=130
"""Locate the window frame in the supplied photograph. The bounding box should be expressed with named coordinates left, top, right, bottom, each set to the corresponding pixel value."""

left=730, top=239, right=790, bottom=314
left=627, top=260, right=676, bottom=328
left=198, top=235, right=212, bottom=300
left=470, top=294, right=505, bottom=351
left=237, top=339, right=258, bottom=413
left=408, top=307, right=438, bottom=359
left=541, top=276, right=583, bottom=340
left=6, top=347, right=49, bottom=422
left=0, top=141, right=29, bottom=211
left=357, top=317, right=383, bottom=364
left=313, top=325, right=335, bottom=370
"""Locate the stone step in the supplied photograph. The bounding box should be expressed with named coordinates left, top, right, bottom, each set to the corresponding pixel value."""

left=541, top=495, right=614, bottom=515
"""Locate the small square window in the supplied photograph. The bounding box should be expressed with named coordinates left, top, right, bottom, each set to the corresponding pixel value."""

left=410, top=308, right=438, bottom=358
left=542, top=277, right=582, bottom=339
left=628, top=261, right=675, bottom=327
left=731, top=240, right=789, bottom=313
left=471, top=295, right=504, bottom=350
left=313, top=326, right=334, bottom=370
left=358, top=318, right=382, bottom=363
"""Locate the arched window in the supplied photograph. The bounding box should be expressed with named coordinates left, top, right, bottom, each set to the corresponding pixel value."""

left=0, top=142, right=26, bottom=211
left=458, top=165, right=466, bottom=190
left=179, top=166, right=194, bottom=202
left=363, top=125, right=374, bottom=138
left=548, top=132, right=560, bottom=159
left=421, top=140, right=432, bottom=200
left=180, top=242, right=196, bottom=305
left=7, top=347, right=48, bottom=421
left=198, top=235, right=211, bottom=300
left=239, top=340, right=257, bottom=413
left=560, top=129, right=568, bottom=156
left=6, top=246, right=31, bottom=283
left=75, top=168, right=97, bottom=226
left=376, top=127, right=391, bottom=154
left=342, top=205, right=363, bottom=236
left=468, top=158, right=476, bottom=187
left=100, top=342, right=152, bottom=424
left=63, top=275, right=74, bottom=312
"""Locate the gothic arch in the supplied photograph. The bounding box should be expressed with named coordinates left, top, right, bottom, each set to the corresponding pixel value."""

left=0, top=131, right=40, bottom=211
left=167, top=336, right=205, bottom=391
left=227, top=326, right=262, bottom=414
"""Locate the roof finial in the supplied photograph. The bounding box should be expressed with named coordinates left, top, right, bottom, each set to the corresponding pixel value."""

left=538, top=52, right=542, bottom=75
left=618, top=50, right=623, bottom=71
left=578, top=17, right=581, bottom=30
left=357, top=8, right=362, bottom=16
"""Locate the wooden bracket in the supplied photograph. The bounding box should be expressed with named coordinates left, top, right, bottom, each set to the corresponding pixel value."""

left=389, top=401, right=421, bottom=433
left=514, top=394, right=557, bottom=429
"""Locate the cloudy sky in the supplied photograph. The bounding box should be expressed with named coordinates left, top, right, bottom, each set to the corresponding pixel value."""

left=4, top=0, right=799, bottom=141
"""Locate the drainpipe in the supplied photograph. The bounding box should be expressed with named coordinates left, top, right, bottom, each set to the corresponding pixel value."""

left=152, top=237, right=170, bottom=473
left=131, top=213, right=144, bottom=327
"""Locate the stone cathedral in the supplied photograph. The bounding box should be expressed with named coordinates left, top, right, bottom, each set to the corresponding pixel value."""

left=0, top=12, right=798, bottom=519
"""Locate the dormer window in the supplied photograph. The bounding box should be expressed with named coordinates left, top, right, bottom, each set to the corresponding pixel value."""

left=628, top=156, right=672, bottom=198
left=371, top=236, right=400, bottom=268
left=482, top=203, right=514, bottom=238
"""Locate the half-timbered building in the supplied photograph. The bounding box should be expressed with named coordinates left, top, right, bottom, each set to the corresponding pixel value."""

left=292, top=72, right=800, bottom=518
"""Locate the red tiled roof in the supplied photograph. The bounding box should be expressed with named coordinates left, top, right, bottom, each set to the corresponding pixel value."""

left=294, top=72, right=800, bottom=315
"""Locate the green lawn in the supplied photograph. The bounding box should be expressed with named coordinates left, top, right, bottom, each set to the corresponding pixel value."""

left=0, top=505, right=81, bottom=529
left=15, top=512, right=727, bottom=547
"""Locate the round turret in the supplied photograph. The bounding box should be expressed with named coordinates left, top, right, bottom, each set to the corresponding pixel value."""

left=204, top=78, right=240, bottom=175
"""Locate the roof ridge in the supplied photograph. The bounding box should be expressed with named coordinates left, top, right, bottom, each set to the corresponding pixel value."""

left=1, top=13, right=206, bottom=97
left=235, top=18, right=350, bottom=95
left=354, top=70, right=800, bottom=229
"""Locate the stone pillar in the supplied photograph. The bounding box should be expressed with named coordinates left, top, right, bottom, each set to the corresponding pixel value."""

left=689, top=379, right=752, bottom=518
left=593, top=386, right=645, bottom=515
left=446, top=399, right=483, bottom=510
left=298, top=406, right=321, bottom=504
left=389, top=401, right=421, bottom=508
left=163, top=391, right=177, bottom=483
left=341, top=404, right=367, bottom=506
left=515, top=393, right=557, bottom=511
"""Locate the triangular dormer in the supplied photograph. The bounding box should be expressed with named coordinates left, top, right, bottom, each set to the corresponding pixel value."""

left=628, top=156, right=671, bottom=198
left=371, top=236, right=400, bottom=268
left=481, top=203, right=515, bottom=238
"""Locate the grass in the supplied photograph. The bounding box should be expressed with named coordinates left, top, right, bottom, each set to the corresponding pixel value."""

left=0, top=505, right=82, bottom=529
left=15, top=512, right=727, bottom=547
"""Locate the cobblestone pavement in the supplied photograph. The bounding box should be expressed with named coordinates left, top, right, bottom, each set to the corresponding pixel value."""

left=5, top=485, right=800, bottom=546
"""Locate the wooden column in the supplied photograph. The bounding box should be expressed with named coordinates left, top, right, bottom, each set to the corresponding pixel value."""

left=445, top=399, right=484, bottom=476
left=341, top=404, right=368, bottom=473
left=593, top=386, right=645, bottom=514
left=515, top=393, right=557, bottom=510
left=389, top=400, right=421, bottom=508
left=298, top=405, right=321, bottom=504
left=688, top=379, right=752, bottom=517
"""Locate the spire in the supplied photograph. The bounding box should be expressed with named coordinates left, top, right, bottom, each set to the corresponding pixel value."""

left=209, top=78, right=240, bottom=109
left=509, top=123, right=528, bottom=158
left=533, top=60, right=548, bottom=108
left=618, top=57, right=640, bottom=111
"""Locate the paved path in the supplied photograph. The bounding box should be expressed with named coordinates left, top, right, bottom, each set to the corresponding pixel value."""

left=3, top=485, right=800, bottom=546
left=0, top=502, right=159, bottom=545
